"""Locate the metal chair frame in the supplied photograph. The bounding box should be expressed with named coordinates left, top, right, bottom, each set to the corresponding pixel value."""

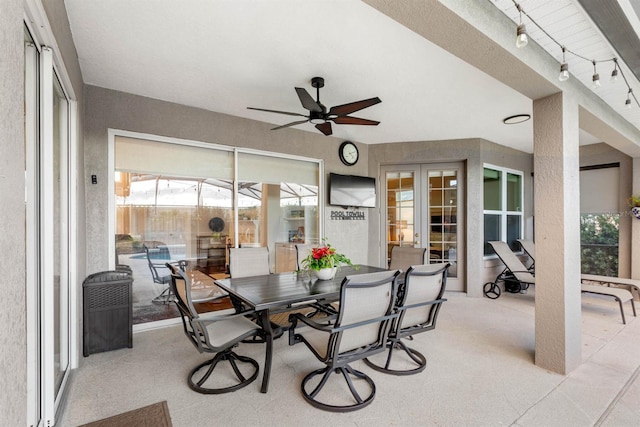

left=483, top=241, right=535, bottom=299
left=169, top=269, right=266, bottom=394
left=288, top=270, right=400, bottom=412
left=364, top=263, right=449, bottom=375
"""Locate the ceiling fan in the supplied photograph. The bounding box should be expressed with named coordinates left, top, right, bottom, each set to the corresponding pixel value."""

left=247, top=76, right=381, bottom=136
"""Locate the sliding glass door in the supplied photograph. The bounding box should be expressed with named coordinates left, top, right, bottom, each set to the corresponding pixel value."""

left=25, top=25, right=73, bottom=426
left=113, top=134, right=321, bottom=326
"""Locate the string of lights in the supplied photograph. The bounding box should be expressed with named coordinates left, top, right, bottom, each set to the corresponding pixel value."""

left=511, top=0, right=639, bottom=109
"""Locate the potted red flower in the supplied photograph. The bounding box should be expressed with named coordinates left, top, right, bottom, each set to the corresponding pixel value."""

left=300, top=239, right=354, bottom=280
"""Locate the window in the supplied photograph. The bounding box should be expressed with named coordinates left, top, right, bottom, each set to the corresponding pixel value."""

left=483, top=166, right=523, bottom=255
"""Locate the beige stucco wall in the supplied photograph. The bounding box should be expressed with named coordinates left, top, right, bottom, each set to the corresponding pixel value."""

left=1, top=1, right=28, bottom=424
left=368, top=138, right=534, bottom=297
left=84, top=85, right=373, bottom=275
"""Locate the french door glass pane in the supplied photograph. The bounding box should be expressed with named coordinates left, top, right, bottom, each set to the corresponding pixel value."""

left=428, top=170, right=457, bottom=278
left=386, top=172, right=415, bottom=265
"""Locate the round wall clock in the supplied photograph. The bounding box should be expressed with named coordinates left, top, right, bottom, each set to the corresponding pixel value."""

left=339, top=141, right=359, bottom=166
left=208, top=217, right=225, bottom=232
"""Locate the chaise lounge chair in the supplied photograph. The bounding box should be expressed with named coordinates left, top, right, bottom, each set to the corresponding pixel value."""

left=491, top=240, right=636, bottom=324
left=516, top=239, right=535, bottom=273
left=483, top=241, right=535, bottom=299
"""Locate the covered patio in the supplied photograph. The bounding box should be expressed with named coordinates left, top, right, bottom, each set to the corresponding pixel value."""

left=61, top=289, right=640, bottom=426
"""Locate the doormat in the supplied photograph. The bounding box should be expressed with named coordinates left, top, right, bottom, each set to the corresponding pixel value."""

left=79, top=401, right=172, bottom=427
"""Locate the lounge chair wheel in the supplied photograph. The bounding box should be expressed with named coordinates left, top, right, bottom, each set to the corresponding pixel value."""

left=483, top=282, right=501, bottom=299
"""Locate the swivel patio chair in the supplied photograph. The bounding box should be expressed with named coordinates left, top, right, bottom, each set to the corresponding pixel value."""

left=144, top=243, right=187, bottom=304
left=288, top=269, right=400, bottom=412
left=143, top=243, right=173, bottom=305
left=388, top=246, right=426, bottom=271
left=169, top=268, right=265, bottom=394
left=228, top=247, right=270, bottom=278
left=295, top=243, right=316, bottom=271
left=483, top=241, right=536, bottom=299
left=364, top=263, right=449, bottom=375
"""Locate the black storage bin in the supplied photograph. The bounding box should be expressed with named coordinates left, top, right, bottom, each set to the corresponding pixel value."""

left=83, top=270, right=133, bottom=356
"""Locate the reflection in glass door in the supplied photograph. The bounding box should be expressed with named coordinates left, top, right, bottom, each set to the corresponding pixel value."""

left=52, top=74, right=70, bottom=397
left=383, top=163, right=464, bottom=291
left=424, top=168, right=462, bottom=284
left=385, top=169, right=419, bottom=265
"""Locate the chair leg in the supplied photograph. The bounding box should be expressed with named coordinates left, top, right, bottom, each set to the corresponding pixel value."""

left=616, top=298, right=626, bottom=325
left=301, top=365, right=376, bottom=412
left=188, top=350, right=259, bottom=394
left=364, top=340, right=427, bottom=376
left=152, top=286, right=173, bottom=305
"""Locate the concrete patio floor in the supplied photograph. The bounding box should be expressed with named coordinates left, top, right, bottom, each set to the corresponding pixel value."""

left=60, top=288, right=639, bottom=426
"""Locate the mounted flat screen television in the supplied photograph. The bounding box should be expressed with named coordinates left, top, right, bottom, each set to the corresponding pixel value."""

left=329, top=173, right=376, bottom=208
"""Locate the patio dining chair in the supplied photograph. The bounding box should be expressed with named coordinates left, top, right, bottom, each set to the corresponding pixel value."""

left=143, top=243, right=173, bottom=305
left=364, top=263, right=449, bottom=375
left=388, top=246, right=426, bottom=271
left=228, top=247, right=270, bottom=278
left=288, top=269, right=401, bottom=412
left=169, top=268, right=266, bottom=394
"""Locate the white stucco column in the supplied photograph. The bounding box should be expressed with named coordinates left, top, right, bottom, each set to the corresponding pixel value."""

left=533, top=92, right=582, bottom=374
left=632, top=157, right=640, bottom=279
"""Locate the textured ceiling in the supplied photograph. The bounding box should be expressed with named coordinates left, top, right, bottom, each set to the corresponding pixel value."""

left=64, top=0, right=640, bottom=152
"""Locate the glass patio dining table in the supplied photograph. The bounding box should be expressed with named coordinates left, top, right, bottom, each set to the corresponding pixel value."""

left=213, top=265, right=386, bottom=393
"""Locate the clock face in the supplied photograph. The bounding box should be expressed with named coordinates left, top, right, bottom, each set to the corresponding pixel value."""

left=339, top=141, right=359, bottom=166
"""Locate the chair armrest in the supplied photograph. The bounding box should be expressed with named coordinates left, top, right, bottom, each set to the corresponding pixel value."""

left=194, top=308, right=256, bottom=326
left=400, top=298, right=447, bottom=311
left=330, top=312, right=400, bottom=333
left=289, top=312, right=336, bottom=333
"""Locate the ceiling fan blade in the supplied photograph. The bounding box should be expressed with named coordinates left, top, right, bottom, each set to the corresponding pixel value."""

left=315, top=122, right=333, bottom=135
left=328, top=97, right=381, bottom=116
left=271, top=119, right=309, bottom=130
left=247, top=107, right=307, bottom=117
left=332, top=116, right=380, bottom=126
left=295, top=87, right=322, bottom=112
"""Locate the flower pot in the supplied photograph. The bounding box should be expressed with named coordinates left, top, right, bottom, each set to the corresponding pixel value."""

left=632, top=206, right=640, bottom=220
left=315, top=267, right=337, bottom=280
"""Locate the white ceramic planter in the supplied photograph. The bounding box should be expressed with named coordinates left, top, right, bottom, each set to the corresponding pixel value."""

left=315, top=267, right=337, bottom=280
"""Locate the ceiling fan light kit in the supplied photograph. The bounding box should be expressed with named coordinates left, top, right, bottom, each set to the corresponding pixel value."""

left=248, top=76, right=381, bottom=136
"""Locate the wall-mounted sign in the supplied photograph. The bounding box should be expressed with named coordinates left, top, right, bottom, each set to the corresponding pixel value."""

left=330, top=210, right=366, bottom=220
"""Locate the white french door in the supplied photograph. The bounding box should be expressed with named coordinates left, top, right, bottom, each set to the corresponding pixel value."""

left=381, top=163, right=465, bottom=291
